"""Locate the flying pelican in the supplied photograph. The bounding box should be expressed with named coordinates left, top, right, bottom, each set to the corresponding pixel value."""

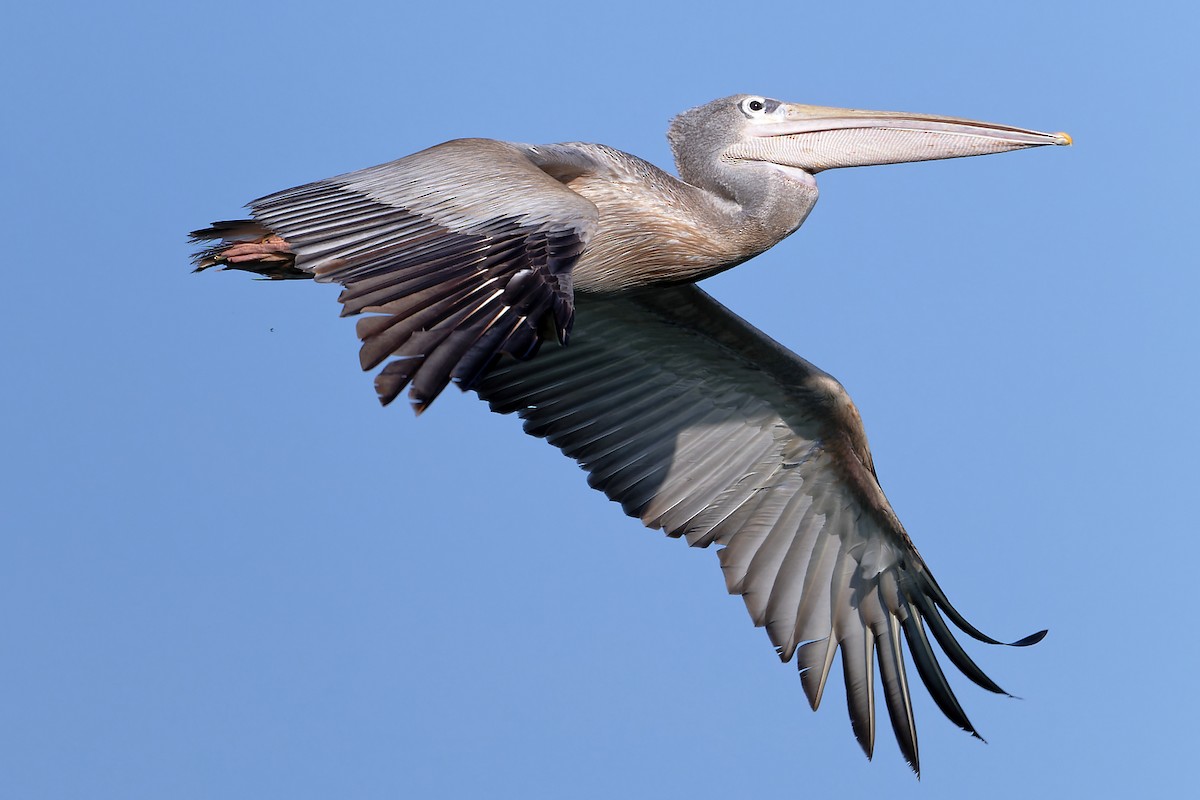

left=191, top=95, right=1070, bottom=773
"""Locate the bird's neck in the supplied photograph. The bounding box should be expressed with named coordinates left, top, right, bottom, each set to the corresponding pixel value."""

left=690, top=165, right=820, bottom=268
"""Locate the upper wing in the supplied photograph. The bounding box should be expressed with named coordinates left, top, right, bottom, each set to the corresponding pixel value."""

left=476, top=284, right=1044, bottom=774
left=193, top=140, right=602, bottom=411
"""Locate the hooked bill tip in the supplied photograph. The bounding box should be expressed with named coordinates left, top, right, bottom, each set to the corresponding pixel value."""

left=1053, top=131, right=1073, bottom=146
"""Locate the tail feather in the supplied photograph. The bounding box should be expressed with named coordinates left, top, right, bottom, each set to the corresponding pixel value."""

left=189, top=220, right=308, bottom=280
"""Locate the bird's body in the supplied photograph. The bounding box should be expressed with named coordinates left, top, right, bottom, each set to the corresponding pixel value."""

left=192, top=95, right=1069, bottom=773
left=548, top=142, right=816, bottom=290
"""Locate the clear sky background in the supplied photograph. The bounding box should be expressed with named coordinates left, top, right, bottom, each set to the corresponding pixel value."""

left=2, top=1, right=1196, bottom=797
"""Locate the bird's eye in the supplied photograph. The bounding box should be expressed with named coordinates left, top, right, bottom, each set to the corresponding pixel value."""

left=741, top=97, right=770, bottom=117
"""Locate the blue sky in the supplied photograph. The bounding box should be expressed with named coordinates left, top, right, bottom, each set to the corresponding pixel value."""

left=2, top=1, right=1196, bottom=797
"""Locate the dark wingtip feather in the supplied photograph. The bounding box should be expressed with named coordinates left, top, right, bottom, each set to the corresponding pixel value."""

left=908, top=589, right=1008, bottom=695
left=1010, top=629, right=1049, bottom=647
left=920, top=569, right=1046, bottom=649
left=334, top=223, right=578, bottom=412
left=375, top=360, right=417, bottom=407
left=900, top=611, right=980, bottom=739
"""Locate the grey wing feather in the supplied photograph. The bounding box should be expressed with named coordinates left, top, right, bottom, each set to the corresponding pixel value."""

left=476, top=284, right=1045, bottom=774
left=194, top=139, right=601, bottom=411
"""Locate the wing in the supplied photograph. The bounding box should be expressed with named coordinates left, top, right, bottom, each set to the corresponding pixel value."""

left=192, top=139, right=602, bottom=411
left=476, top=284, right=1044, bottom=774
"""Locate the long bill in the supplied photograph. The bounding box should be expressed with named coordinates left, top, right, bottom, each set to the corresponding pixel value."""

left=733, top=103, right=1071, bottom=172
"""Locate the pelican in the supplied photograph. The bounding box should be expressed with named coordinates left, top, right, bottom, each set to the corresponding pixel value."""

left=191, top=95, right=1069, bottom=773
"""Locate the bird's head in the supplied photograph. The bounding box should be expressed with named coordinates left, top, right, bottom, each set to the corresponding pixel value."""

left=668, top=94, right=1070, bottom=193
